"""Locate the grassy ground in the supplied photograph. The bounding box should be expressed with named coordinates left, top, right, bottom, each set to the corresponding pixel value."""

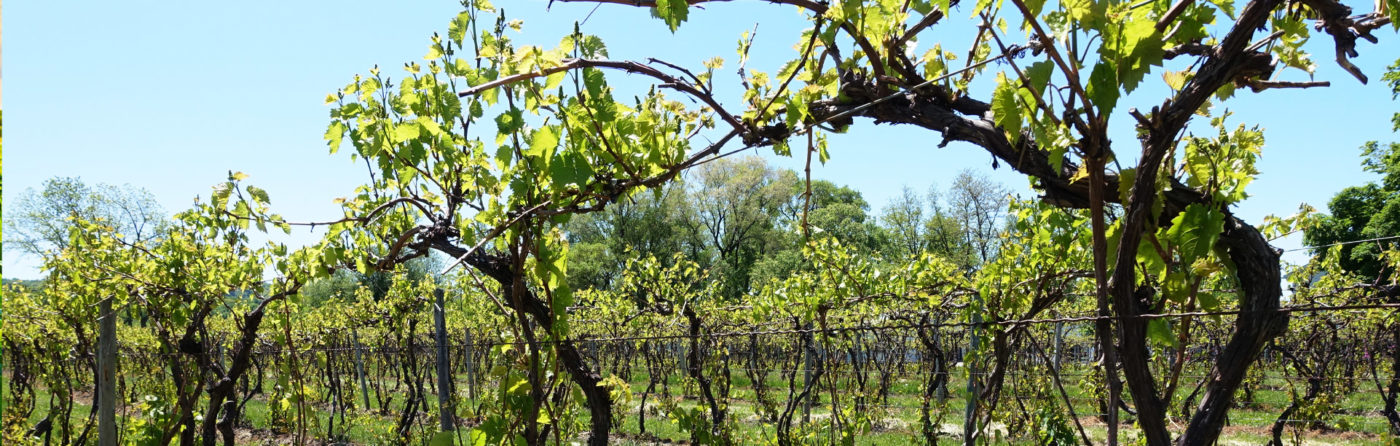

left=4, top=365, right=1395, bottom=445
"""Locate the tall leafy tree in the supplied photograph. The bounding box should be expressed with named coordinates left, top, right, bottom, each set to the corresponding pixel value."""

left=5, top=177, right=166, bottom=259
left=752, top=174, right=883, bottom=287
left=923, top=185, right=977, bottom=269
left=564, top=183, right=690, bottom=291
left=879, top=178, right=998, bottom=268
left=797, top=179, right=883, bottom=251
left=1304, top=61, right=1400, bottom=282
left=678, top=156, right=793, bottom=299
left=948, top=169, right=1010, bottom=265
left=1304, top=181, right=1397, bottom=280
left=881, top=186, right=927, bottom=258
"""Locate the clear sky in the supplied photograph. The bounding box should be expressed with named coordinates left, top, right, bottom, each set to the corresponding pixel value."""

left=4, top=0, right=1398, bottom=279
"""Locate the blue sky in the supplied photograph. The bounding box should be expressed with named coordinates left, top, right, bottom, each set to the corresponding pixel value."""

left=4, top=0, right=1398, bottom=279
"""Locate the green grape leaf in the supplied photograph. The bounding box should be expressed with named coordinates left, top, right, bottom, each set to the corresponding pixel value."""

left=550, top=151, right=594, bottom=188
left=212, top=182, right=233, bottom=209
left=247, top=186, right=270, bottom=206
left=991, top=73, right=1023, bottom=140
left=653, top=0, right=689, bottom=32
left=544, top=71, right=567, bottom=90
left=394, top=121, right=422, bottom=143
left=430, top=431, right=455, bottom=446
left=528, top=125, right=560, bottom=160
left=1211, top=0, right=1236, bottom=19
left=1025, top=61, right=1054, bottom=100
left=325, top=121, right=346, bottom=154
left=1390, top=0, right=1400, bottom=30
left=449, top=11, right=471, bottom=44
left=1148, top=319, right=1176, bottom=346
left=495, top=108, right=524, bottom=134
left=1087, top=61, right=1120, bottom=116
left=467, top=428, right=488, bottom=446
left=1165, top=204, right=1225, bottom=264
left=1197, top=289, right=1222, bottom=312
left=583, top=68, right=606, bottom=97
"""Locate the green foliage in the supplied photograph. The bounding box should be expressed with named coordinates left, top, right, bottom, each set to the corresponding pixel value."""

left=992, top=73, right=1025, bottom=140
left=564, top=184, right=690, bottom=291
left=1364, top=140, right=1400, bottom=192
left=1306, top=124, right=1400, bottom=281
left=125, top=395, right=175, bottom=446
left=878, top=181, right=989, bottom=270
left=653, top=0, right=690, bottom=32
left=1034, top=406, right=1079, bottom=445
left=1164, top=204, right=1225, bottom=268
left=1181, top=112, right=1264, bottom=206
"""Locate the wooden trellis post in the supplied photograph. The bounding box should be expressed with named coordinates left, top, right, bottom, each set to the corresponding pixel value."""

left=98, top=297, right=117, bottom=446
left=463, top=329, right=477, bottom=400
left=803, top=321, right=814, bottom=424
left=352, top=328, right=372, bottom=411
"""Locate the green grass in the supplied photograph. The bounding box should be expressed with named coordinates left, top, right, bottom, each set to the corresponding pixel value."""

left=5, top=364, right=1397, bottom=445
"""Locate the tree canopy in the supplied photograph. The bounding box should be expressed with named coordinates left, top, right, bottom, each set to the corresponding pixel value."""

left=4, top=177, right=166, bottom=259
left=1305, top=66, right=1400, bottom=282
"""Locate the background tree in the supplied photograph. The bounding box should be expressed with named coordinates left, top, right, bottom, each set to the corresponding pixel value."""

left=752, top=174, right=884, bottom=287
left=564, top=183, right=689, bottom=292
left=790, top=178, right=882, bottom=251
left=922, top=185, right=977, bottom=269
left=678, top=156, right=794, bottom=300
left=947, top=169, right=1010, bottom=265
left=5, top=176, right=166, bottom=258
left=879, top=176, right=1003, bottom=268
left=561, top=155, right=886, bottom=296
left=1303, top=180, right=1398, bottom=280
left=299, top=255, right=442, bottom=307
left=1304, top=62, right=1400, bottom=282
left=881, top=186, right=928, bottom=258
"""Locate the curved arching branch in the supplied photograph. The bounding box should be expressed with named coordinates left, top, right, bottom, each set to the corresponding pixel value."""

left=222, top=196, right=438, bottom=229
left=457, top=58, right=748, bottom=131
left=362, top=123, right=749, bottom=445
left=723, top=0, right=1384, bottom=443
left=554, top=0, right=830, bottom=14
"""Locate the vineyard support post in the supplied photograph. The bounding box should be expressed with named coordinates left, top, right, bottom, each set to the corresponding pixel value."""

left=669, top=339, right=682, bottom=398
left=803, top=321, right=813, bottom=424
left=435, top=288, right=454, bottom=431
left=935, top=328, right=948, bottom=403
left=464, top=329, right=477, bottom=400
left=352, top=328, right=372, bottom=411
left=1054, top=321, right=1064, bottom=371
left=963, top=298, right=983, bottom=446
left=749, top=339, right=756, bottom=383
left=98, top=297, right=117, bottom=446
